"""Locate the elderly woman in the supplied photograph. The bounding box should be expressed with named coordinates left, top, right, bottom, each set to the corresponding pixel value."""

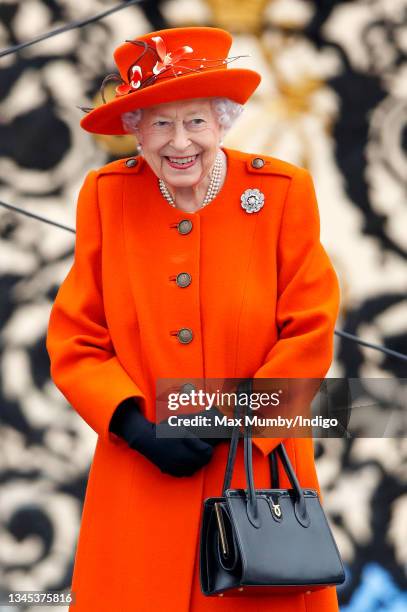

left=46, top=26, right=341, bottom=612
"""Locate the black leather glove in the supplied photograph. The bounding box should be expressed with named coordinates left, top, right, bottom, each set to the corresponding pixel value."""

left=109, top=398, right=214, bottom=477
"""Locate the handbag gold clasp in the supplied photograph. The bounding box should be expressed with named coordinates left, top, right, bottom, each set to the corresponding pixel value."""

left=270, top=499, right=282, bottom=518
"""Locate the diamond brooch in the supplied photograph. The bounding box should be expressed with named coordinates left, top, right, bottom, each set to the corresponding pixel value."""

left=241, top=188, right=265, bottom=213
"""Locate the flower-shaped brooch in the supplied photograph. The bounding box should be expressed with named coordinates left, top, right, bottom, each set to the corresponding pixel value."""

left=241, top=188, right=265, bottom=213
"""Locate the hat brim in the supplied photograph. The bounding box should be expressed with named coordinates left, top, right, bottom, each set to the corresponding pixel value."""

left=80, top=68, right=261, bottom=135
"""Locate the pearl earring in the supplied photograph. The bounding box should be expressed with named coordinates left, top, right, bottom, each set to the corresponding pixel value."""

left=136, top=142, right=143, bottom=155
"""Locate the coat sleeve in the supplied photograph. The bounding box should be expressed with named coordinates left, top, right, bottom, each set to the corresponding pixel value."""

left=46, top=170, right=146, bottom=444
left=251, top=167, right=341, bottom=457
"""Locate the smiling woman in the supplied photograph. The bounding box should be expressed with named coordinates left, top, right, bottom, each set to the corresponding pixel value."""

left=121, top=97, right=243, bottom=213
left=46, top=25, right=342, bottom=612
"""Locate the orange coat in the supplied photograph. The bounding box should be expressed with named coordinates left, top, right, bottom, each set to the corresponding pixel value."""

left=46, top=147, right=341, bottom=611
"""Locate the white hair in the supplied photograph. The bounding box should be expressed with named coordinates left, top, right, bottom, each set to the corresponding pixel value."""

left=121, top=97, right=244, bottom=134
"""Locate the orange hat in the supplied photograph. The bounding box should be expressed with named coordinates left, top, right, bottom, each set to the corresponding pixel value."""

left=79, top=26, right=261, bottom=135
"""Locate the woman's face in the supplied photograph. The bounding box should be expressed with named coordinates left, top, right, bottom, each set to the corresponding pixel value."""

left=135, top=98, right=224, bottom=189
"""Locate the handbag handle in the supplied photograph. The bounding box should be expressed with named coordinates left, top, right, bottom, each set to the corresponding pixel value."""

left=222, top=398, right=279, bottom=489
left=269, top=447, right=279, bottom=488
left=222, top=379, right=309, bottom=528
left=221, top=382, right=244, bottom=494
left=222, top=379, right=277, bottom=494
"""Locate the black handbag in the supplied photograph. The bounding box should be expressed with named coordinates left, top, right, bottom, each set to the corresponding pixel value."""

left=199, top=380, right=346, bottom=597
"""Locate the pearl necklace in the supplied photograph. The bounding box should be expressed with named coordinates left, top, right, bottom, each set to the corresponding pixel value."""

left=158, top=150, right=224, bottom=209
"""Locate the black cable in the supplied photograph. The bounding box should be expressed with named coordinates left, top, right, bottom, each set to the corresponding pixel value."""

left=0, top=199, right=75, bottom=233
left=0, top=0, right=141, bottom=58
left=1, top=198, right=406, bottom=363
left=334, top=329, right=407, bottom=362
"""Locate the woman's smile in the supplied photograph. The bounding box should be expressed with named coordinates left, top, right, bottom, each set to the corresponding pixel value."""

left=164, top=153, right=200, bottom=170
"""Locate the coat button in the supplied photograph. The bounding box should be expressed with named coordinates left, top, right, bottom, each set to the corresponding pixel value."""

left=180, top=383, right=196, bottom=395
left=177, top=328, right=193, bottom=344
left=177, top=219, right=193, bottom=235
left=125, top=158, right=138, bottom=167
left=176, top=272, right=192, bottom=287
left=251, top=157, right=265, bottom=169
